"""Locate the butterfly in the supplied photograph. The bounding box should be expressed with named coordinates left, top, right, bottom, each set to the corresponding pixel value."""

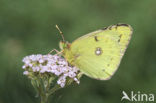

left=54, top=23, right=133, bottom=80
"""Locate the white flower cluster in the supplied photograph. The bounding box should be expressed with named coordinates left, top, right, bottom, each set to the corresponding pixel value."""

left=22, top=54, right=80, bottom=88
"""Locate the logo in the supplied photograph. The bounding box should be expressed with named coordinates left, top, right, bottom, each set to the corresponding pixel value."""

left=121, top=91, right=154, bottom=102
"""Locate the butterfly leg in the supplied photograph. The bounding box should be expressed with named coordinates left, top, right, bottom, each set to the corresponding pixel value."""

left=48, top=49, right=59, bottom=54
left=48, top=49, right=62, bottom=55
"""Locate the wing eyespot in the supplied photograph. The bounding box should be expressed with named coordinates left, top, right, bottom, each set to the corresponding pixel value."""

left=95, top=47, right=102, bottom=56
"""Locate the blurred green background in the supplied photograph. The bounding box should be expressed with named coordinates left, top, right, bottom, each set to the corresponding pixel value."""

left=0, top=0, right=156, bottom=103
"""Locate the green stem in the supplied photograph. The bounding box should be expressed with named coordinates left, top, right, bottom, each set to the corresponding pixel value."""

left=41, top=94, right=49, bottom=103
left=48, top=85, right=60, bottom=95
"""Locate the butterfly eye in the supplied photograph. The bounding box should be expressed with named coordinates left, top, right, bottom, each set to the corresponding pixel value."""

left=95, top=47, right=102, bottom=56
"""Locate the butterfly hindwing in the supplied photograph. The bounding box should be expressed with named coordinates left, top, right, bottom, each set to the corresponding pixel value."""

left=71, top=35, right=121, bottom=80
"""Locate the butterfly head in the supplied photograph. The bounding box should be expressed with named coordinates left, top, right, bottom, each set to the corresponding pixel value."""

left=59, top=41, right=71, bottom=50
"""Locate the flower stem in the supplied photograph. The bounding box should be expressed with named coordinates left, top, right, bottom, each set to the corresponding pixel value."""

left=41, top=94, right=49, bottom=103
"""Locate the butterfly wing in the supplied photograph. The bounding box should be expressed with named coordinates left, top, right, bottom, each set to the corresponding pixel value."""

left=66, top=24, right=133, bottom=80
left=107, top=24, right=133, bottom=54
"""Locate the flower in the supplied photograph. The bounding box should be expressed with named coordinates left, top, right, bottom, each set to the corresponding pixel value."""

left=23, top=71, right=29, bottom=75
left=22, top=54, right=80, bottom=88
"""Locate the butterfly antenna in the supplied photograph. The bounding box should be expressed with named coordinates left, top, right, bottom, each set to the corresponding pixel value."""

left=56, top=25, right=65, bottom=42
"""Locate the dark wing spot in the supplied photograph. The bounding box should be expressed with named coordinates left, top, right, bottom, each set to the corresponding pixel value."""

left=101, top=27, right=107, bottom=30
left=118, top=35, right=122, bottom=42
left=94, top=36, right=99, bottom=42
left=116, top=23, right=129, bottom=27
left=107, top=64, right=110, bottom=67
left=118, top=39, right=120, bottom=43
left=108, top=24, right=115, bottom=30
left=102, top=69, right=105, bottom=72
left=105, top=24, right=130, bottom=31
left=108, top=26, right=112, bottom=30
left=115, top=25, right=118, bottom=29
